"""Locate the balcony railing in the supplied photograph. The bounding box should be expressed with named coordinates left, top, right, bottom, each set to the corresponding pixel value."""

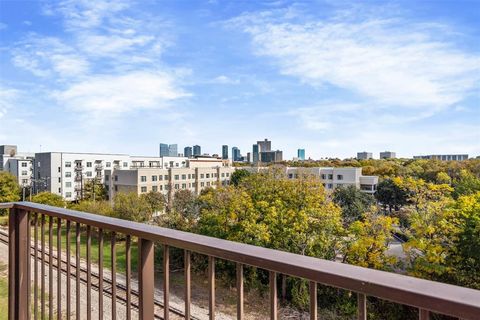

left=2, top=201, right=480, bottom=320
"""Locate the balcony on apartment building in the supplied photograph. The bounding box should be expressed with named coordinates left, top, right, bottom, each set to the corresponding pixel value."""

left=3, top=201, right=480, bottom=320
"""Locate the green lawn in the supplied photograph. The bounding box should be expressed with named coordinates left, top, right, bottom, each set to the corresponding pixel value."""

left=37, top=219, right=139, bottom=274
left=0, top=264, right=8, bottom=320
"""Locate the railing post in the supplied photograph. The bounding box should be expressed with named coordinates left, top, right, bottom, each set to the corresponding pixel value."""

left=8, top=208, right=29, bottom=320
left=138, top=238, right=154, bottom=319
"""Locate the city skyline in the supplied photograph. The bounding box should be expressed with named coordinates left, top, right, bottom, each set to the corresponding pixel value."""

left=0, top=1, right=479, bottom=159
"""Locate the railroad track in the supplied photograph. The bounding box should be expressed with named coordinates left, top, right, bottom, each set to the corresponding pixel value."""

left=0, top=229, right=200, bottom=320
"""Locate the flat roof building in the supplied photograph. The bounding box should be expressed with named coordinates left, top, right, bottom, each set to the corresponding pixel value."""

left=357, top=152, right=373, bottom=160
left=413, top=154, right=469, bottom=161
left=380, top=151, right=396, bottom=159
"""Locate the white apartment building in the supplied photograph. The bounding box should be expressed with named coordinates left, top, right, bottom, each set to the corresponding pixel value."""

left=0, top=145, right=34, bottom=187
left=33, top=152, right=190, bottom=201
left=106, top=157, right=235, bottom=201
left=245, top=166, right=378, bottom=194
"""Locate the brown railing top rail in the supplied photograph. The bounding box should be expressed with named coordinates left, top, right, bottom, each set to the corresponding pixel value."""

left=2, top=201, right=480, bottom=319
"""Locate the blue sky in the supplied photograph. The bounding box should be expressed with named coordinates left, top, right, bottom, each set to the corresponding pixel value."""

left=0, top=0, right=479, bottom=159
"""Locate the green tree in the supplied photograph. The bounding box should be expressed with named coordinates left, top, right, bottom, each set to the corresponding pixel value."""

left=31, top=192, right=66, bottom=207
left=343, top=212, right=398, bottom=270
left=70, top=200, right=114, bottom=217
left=112, top=192, right=152, bottom=222
left=141, top=191, right=165, bottom=215
left=450, top=192, right=480, bottom=289
left=375, top=179, right=408, bottom=213
left=333, top=185, right=375, bottom=225
left=403, top=197, right=458, bottom=281
left=452, top=169, right=480, bottom=198
left=230, top=169, right=251, bottom=186
left=0, top=172, right=20, bottom=214
left=82, top=178, right=107, bottom=201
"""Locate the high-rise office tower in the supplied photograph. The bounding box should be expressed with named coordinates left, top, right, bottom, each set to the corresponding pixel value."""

left=257, top=139, right=271, bottom=152
left=193, top=145, right=201, bottom=156
left=159, top=143, right=169, bottom=157
left=252, top=144, right=259, bottom=163
left=232, top=147, right=241, bottom=161
left=297, top=149, right=305, bottom=160
left=184, top=146, right=193, bottom=158
left=168, top=144, right=178, bottom=157
left=222, top=145, right=228, bottom=159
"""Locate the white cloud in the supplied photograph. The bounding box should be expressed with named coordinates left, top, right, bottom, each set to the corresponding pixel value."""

left=55, top=0, right=131, bottom=29
left=229, top=9, right=480, bottom=112
left=12, top=36, right=89, bottom=77
left=0, top=86, right=19, bottom=119
left=212, top=75, right=240, bottom=84
left=53, top=71, right=190, bottom=113
left=9, top=0, right=189, bottom=118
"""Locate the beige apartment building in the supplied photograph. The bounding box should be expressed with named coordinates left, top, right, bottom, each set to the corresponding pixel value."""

left=245, top=166, right=378, bottom=194
left=106, top=157, right=234, bottom=202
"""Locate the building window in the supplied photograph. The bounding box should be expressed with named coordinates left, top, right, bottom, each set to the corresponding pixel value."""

left=192, top=174, right=196, bottom=179
left=58, top=167, right=61, bottom=173
left=221, top=173, right=225, bottom=177
left=321, top=174, right=326, bottom=179
left=141, top=176, right=147, bottom=182
left=200, top=174, right=204, bottom=179
left=86, top=172, right=92, bottom=177
left=175, top=184, right=179, bottom=189
left=207, top=181, right=211, bottom=186
left=22, top=171, right=28, bottom=176
left=188, top=174, right=191, bottom=179
left=65, top=172, right=71, bottom=177
left=288, top=174, right=293, bottom=179
left=164, top=175, right=169, bottom=180
left=152, top=186, right=158, bottom=192
left=141, top=186, right=147, bottom=193
left=175, top=175, right=179, bottom=180
left=66, top=192, right=72, bottom=198
left=123, top=162, right=128, bottom=167
left=114, top=175, right=118, bottom=181
left=22, top=179, right=28, bottom=184
left=182, top=174, right=186, bottom=180
left=201, top=182, right=205, bottom=187
left=337, top=175, right=343, bottom=180
left=175, top=163, right=179, bottom=167
left=328, top=174, right=333, bottom=180
left=160, top=185, right=163, bottom=191
left=114, top=185, right=118, bottom=191
left=159, top=175, right=163, bottom=181
left=58, top=177, right=61, bottom=183
left=87, top=162, right=92, bottom=167
left=105, top=175, right=109, bottom=180
left=21, top=162, right=28, bottom=167
left=65, top=162, right=71, bottom=167
left=106, top=162, right=111, bottom=168
left=152, top=176, right=158, bottom=182
left=327, top=183, right=333, bottom=189
left=226, top=173, right=230, bottom=177
left=182, top=183, right=187, bottom=189
left=66, top=182, right=72, bottom=188
left=206, top=173, right=210, bottom=178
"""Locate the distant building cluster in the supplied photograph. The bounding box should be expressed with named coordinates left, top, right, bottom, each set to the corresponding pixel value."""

left=2, top=142, right=473, bottom=203
left=413, top=154, right=469, bottom=161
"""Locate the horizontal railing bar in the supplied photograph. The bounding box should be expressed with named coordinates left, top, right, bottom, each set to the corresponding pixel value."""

left=5, top=201, right=480, bottom=319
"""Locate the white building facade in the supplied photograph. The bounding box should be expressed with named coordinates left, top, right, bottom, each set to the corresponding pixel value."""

left=245, top=166, right=378, bottom=194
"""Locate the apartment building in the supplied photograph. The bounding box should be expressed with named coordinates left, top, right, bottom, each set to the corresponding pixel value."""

left=107, top=157, right=235, bottom=202
left=380, top=151, right=396, bottom=159
left=357, top=152, right=373, bottom=160
left=245, top=166, right=378, bottom=194
left=0, top=145, right=34, bottom=187
left=33, top=151, right=188, bottom=201
left=413, top=154, right=469, bottom=161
